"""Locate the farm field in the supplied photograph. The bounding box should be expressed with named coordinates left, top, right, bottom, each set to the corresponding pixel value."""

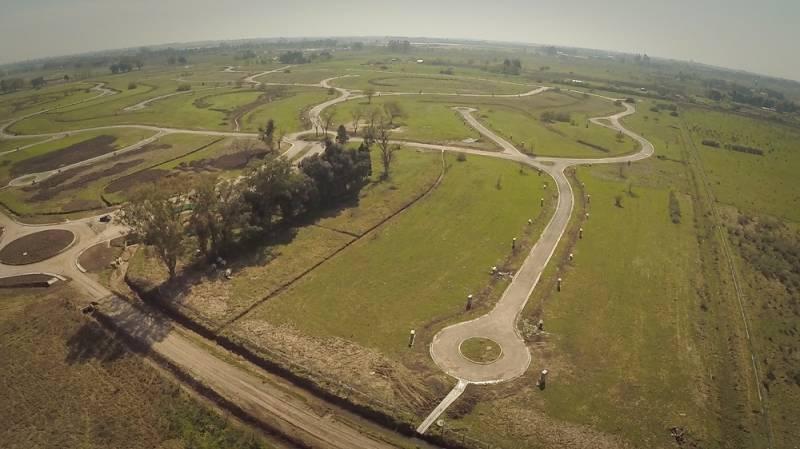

left=0, top=285, right=274, bottom=449
left=0, top=132, right=226, bottom=214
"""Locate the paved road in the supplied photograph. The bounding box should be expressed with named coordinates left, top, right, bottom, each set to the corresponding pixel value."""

left=0, top=72, right=653, bottom=440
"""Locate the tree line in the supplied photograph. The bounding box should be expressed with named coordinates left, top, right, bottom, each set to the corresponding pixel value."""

left=123, top=128, right=373, bottom=278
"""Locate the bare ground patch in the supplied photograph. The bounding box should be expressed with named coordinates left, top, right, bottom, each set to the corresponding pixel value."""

left=0, top=229, right=74, bottom=265
left=11, top=135, right=117, bottom=176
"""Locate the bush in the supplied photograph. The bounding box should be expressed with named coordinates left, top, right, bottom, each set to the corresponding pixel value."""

left=456, top=152, right=467, bottom=162
left=177, top=84, right=191, bottom=92
left=669, top=191, right=681, bottom=224
left=128, top=82, right=138, bottom=90
left=540, top=111, right=571, bottom=123
left=701, top=139, right=720, bottom=148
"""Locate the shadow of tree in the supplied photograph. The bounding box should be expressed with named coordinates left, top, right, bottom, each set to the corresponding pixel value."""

left=65, top=297, right=173, bottom=365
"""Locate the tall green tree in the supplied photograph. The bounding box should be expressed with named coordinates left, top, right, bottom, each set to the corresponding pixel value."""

left=122, top=183, right=186, bottom=278
left=336, top=124, right=349, bottom=145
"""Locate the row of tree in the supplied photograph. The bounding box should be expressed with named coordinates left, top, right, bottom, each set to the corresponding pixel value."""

left=123, top=136, right=373, bottom=278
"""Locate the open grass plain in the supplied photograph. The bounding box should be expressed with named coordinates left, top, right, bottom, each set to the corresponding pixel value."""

left=0, top=41, right=798, bottom=449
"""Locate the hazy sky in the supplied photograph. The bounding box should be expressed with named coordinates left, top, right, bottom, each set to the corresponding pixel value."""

left=1, top=0, right=798, bottom=80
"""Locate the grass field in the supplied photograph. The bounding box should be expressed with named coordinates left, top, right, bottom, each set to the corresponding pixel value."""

left=682, top=106, right=800, bottom=222
left=241, top=87, right=332, bottom=133
left=233, top=153, right=545, bottom=357
left=329, top=96, right=497, bottom=150
left=0, top=136, right=47, bottom=153
left=331, top=70, right=532, bottom=95
left=127, top=147, right=444, bottom=329
left=0, top=285, right=274, bottom=449
left=0, top=82, right=98, bottom=122
left=9, top=85, right=329, bottom=135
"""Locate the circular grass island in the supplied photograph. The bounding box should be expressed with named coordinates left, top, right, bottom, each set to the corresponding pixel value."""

left=0, top=229, right=75, bottom=265
left=459, top=337, right=502, bottom=364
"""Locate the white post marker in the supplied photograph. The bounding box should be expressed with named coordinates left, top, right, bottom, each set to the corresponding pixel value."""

left=579, top=227, right=584, bottom=239
left=569, top=253, right=574, bottom=261
left=540, top=197, right=544, bottom=207
left=466, top=294, right=474, bottom=311
left=408, top=330, right=416, bottom=348
left=538, top=369, right=549, bottom=389
left=557, top=277, right=562, bottom=291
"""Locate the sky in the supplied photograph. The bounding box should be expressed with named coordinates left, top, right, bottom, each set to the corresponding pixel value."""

left=1, top=0, right=798, bottom=81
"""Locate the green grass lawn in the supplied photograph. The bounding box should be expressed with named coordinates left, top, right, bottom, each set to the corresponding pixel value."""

left=331, top=70, right=531, bottom=95
left=682, top=106, right=800, bottom=222
left=0, top=136, right=48, bottom=153
left=473, top=91, right=636, bottom=158
left=329, top=96, right=498, bottom=150
left=0, top=82, right=98, bottom=122
left=232, top=153, right=545, bottom=357
left=241, top=87, right=332, bottom=133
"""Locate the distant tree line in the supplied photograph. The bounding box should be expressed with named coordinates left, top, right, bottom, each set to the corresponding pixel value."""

left=705, top=80, right=799, bottom=113
left=386, top=40, right=411, bottom=53
left=123, top=131, right=372, bottom=277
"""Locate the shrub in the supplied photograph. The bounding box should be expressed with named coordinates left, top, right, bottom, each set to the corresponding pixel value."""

left=177, top=84, right=191, bottom=92
left=128, top=82, right=138, bottom=90
left=701, top=139, right=720, bottom=148
left=669, top=191, right=681, bottom=224
left=456, top=152, right=467, bottom=162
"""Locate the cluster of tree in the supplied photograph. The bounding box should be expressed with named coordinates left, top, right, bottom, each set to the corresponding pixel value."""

left=167, top=55, right=189, bottom=65
left=0, top=78, right=25, bottom=93
left=540, top=111, right=571, bottom=123
left=279, top=51, right=308, bottom=64
left=702, top=139, right=764, bottom=155
left=386, top=40, right=411, bottom=53
left=705, top=81, right=799, bottom=113
left=488, top=58, right=522, bottom=75
left=30, top=76, right=46, bottom=89
left=123, top=137, right=373, bottom=277
left=633, top=54, right=651, bottom=65
left=235, top=50, right=258, bottom=60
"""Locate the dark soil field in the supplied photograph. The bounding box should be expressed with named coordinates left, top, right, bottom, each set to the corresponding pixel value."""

left=29, top=159, right=142, bottom=201
left=104, top=168, right=169, bottom=193
left=0, top=274, right=56, bottom=288
left=79, top=242, right=123, bottom=272
left=0, top=229, right=74, bottom=265
left=10, top=135, right=117, bottom=176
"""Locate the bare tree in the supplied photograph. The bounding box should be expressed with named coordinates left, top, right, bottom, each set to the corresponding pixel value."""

left=350, top=107, right=363, bottom=135
left=376, top=121, right=399, bottom=180
left=276, top=128, right=286, bottom=151
left=383, top=101, right=403, bottom=125
left=364, top=87, right=376, bottom=104
left=364, top=107, right=382, bottom=144
left=320, top=110, right=335, bottom=138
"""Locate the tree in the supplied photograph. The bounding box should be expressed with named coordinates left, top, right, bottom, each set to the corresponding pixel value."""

left=276, top=128, right=286, bottom=151
left=0, top=78, right=25, bottom=93
left=319, top=110, right=334, bottom=137
left=31, top=77, right=46, bottom=89
left=364, top=107, right=382, bottom=145
left=261, top=119, right=276, bottom=150
left=336, top=124, right=349, bottom=145
left=122, top=183, right=186, bottom=278
left=349, top=107, right=363, bottom=135
left=243, top=156, right=298, bottom=232
left=376, top=122, right=399, bottom=179
left=299, top=140, right=371, bottom=206
left=189, top=176, right=248, bottom=258
left=382, top=101, right=403, bottom=125
left=364, top=87, right=376, bottom=104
